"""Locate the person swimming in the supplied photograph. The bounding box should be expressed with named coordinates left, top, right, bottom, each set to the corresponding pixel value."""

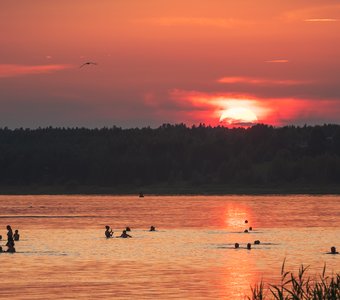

left=105, top=226, right=113, bottom=238
left=328, top=246, right=339, bottom=254
left=119, top=230, right=132, bottom=238
left=244, top=229, right=249, bottom=233
left=149, top=226, right=156, bottom=231
left=245, top=220, right=248, bottom=224
left=14, top=230, right=20, bottom=241
left=234, top=243, right=240, bottom=249
left=247, top=243, right=252, bottom=250
left=254, top=240, right=260, bottom=245
left=249, top=227, right=253, bottom=231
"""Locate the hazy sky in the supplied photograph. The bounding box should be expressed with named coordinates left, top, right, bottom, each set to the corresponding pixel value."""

left=1, top=0, right=340, bottom=128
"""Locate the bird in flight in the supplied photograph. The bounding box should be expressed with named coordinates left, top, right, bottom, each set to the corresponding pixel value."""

left=80, top=62, right=98, bottom=68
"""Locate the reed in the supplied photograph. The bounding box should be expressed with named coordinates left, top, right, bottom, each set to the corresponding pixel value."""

left=247, top=260, right=340, bottom=300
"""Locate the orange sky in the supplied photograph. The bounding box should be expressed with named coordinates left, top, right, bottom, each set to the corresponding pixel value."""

left=1, top=0, right=340, bottom=128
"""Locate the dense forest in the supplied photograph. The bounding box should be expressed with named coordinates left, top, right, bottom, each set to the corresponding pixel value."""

left=1, top=124, right=340, bottom=194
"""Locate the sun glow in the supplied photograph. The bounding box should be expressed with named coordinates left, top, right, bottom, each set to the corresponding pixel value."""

left=219, top=107, right=258, bottom=126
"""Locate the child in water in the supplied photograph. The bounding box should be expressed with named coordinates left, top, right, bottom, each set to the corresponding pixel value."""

left=14, top=230, right=20, bottom=241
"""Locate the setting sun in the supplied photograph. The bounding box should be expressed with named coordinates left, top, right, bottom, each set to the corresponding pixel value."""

left=219, top=107, right=258, bottom=126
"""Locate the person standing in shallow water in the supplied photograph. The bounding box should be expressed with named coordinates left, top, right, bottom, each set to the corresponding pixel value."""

left=105, top=226, right=113, bottom=238
left=6, top=225, right=14, bottom=246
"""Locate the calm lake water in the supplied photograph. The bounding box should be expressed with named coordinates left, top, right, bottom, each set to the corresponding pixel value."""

left=0, top=195, right=339, bottom=299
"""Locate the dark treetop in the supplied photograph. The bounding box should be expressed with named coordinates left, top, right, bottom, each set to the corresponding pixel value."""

left=1, top=123, right=340, bottom=194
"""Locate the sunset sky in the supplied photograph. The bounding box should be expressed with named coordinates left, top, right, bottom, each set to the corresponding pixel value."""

left=1, top=0, right=340, bottom=128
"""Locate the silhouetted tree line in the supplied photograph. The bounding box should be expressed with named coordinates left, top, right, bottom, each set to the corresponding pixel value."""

left=1, top=123, right=340, bottom=188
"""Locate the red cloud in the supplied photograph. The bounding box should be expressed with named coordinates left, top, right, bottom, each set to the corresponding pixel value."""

left=170, top=89, right=340, bottom=127
left=0, top=64, right=72, bottom=78
left=218, top=76, right=307, bottom=85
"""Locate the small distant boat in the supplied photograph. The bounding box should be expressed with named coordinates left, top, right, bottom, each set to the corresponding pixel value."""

left=139, top=192, right=144, bottom=198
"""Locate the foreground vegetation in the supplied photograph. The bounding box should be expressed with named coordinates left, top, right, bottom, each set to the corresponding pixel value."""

left=248, top=262, right=339, bottom=300
left=1, top=123, right=340, bottom=194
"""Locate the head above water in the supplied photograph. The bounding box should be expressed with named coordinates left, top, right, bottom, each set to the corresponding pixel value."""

left=331, top=246, right=337, bottom=253
left=7, top=225, right=11, bottom=230
left=234, top=243, right=239, bottom=249
left=105, top=225, right=110, bottom=230
left=254, top=240, right=260, bottom=245
left=247, top=243, right=252, bottom=250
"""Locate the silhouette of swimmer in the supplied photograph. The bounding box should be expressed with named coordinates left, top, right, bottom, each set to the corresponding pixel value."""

left=119, top=230, right=132, bottom=238
left=254, top=240, right=260, bottom=245
left=105, top=226, right=113, bottom=238
left=245, top=220, right=248, bottom=224
left=249, top=227, right=253, bottom=231
left=247, top=243, right=252, bottom=250
left=234, top=243, right=240, bottom=249
left=6, top=225, right=14, bottom=246
left=328, top=246, right=339, bottom=254
left=14, top=230, right=20, bottom=241
left=244, top=229, right=249, bottom=233
left=126, top=227, right=131, bottom=232
left=149, top=226, right=156, bottom=231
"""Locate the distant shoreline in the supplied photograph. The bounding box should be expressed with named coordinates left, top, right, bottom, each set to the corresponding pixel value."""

left=1, top=184, right=340, bottom=195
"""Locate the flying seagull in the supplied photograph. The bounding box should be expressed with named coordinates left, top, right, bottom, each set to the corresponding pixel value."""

left=80, top=62, right=98, bottom=68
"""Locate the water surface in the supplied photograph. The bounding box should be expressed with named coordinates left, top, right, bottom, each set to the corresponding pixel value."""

left=0, top=195, right=339, bottom=299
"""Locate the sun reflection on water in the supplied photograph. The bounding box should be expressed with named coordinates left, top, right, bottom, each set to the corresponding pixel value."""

left=224, top=204, right=254, bottom=230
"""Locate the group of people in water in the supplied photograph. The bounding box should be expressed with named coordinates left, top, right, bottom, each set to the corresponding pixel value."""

left=234, top=220, right=338, bottom=253
left=233, top=219, right=259, bottom=250
left=0, top=225, right=20, bottom=253
left=0, top=221, right=337, bottom=255
left=105, top=225, right=156, bottom=238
